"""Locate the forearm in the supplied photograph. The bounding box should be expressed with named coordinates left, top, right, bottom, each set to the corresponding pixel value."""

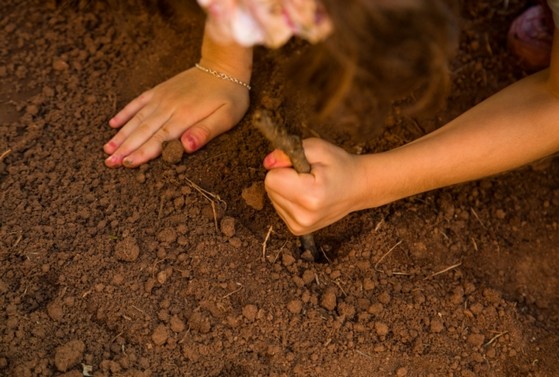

left=359, top=69, right=559, bottom=208
left=200, top=25, right=254, bottom=84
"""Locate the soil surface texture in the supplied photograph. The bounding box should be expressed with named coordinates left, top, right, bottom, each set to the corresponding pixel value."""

left=1, top=0, right=558, bottom=376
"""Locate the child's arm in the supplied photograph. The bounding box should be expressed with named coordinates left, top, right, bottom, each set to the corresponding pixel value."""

left=104, top=28, right=253, bottom=168
left=264, top=29, right=559, bottom=236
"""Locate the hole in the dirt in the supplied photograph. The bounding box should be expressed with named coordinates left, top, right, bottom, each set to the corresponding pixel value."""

left=21, top=274, right=59, bottom=314
left=297, top=237, right=342, bottom=264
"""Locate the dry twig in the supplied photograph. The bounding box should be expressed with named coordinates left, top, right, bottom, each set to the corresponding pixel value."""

left=252, top=109, right=319, bottom=261
left=262, top=225, right=273, bottom=261
left=184, top=176, right=225, bottom=232
left=424, top=262, right=462, bottom=280
left=0, top=148, right=11, bottom=161
left=484, top=331, right=508, bottom=347
left=374, top=240, right=403, bottom=272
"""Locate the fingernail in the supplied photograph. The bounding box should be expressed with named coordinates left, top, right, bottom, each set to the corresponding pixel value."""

left=106, top=154, right=123, bottom=165
left=264, top=154, right=276, bottom=168
left=184, top=135, right=198, bottom=152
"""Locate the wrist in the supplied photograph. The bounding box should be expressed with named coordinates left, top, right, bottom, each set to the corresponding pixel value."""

left=201, top=25, right=254, bottom=84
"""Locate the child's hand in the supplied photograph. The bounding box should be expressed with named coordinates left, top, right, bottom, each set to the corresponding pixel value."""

left=104, top=67, right=250, bottom=168
left=263, top=138, right=367, bottom=235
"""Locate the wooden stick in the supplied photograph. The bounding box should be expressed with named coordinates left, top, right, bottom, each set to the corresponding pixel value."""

left=252, top=109, right=320, bottom=261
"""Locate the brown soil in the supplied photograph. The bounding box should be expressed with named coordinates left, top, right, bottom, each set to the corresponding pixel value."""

left=1, top=1, right=558, bottom=376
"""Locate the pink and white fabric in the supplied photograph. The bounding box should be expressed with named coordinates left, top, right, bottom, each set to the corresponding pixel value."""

left=197, top=0, right=333, bottom=48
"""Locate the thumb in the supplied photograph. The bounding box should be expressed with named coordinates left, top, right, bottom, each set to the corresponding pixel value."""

left=263, top=149, right=293, bottom=170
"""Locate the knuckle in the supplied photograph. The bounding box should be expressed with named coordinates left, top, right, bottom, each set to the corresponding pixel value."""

left=134, top=111, right=147, bottom=125
left=138, top=90, right=153, bottom=103
left=154, top=127, right=170, bottom=142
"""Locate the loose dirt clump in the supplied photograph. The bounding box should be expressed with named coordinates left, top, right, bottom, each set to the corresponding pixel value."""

left=1, top=0, right=558, bottom=376
left=161, top=139, right=185, bottom=164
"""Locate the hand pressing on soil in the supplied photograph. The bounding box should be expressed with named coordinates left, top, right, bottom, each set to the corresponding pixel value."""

left=104, top=67, right=249, bottom=168
left=104, top=32, right=253, bottom=168
left=263, top=138, right=367, bottom=236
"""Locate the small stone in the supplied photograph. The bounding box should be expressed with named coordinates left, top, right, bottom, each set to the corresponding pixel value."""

left=157, top=227, right=177, bottom=243
left=242, top=304, right=258, bottom=321
left=53, top=59, right=69, bottom=71
left=301, top=270, right=315, bottom=285
left=54, top=340, right=85, bottom=372
left=363, top=278, right=375, bottom=291
left=161, top=139, right=184, bottom=164
left=114, top=237, right=140, bottom=262
left=151, top=324, right=168, bottom=346
left=241, top=181, right=265, bottom=210
left=374, top=322, right=389, bottom=337
left=47, top=301, right=64, bottom=321
left=320, top=290, right=337, bottom=311
left=396, top=367, right=408, bottom=377
left=220, top=216, right=236, bottom=237
left=287, top=299, right=303, bottom=314
left=337, top=302, right=355, bottom=318
left=467, top=333, right=485, bottom=348
left=157, top=269, right=170, bottom=285
left=170, top=315, right=185, bottom=333
left=377, top=291, right=391, bottom=305
left=229, top=237, right=242, bottom=248
left=430, top=318, right=445, bottom=333
left=282, top=253, right=296, bottom=267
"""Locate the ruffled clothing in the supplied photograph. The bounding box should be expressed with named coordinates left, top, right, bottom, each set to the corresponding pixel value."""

left=197, top=0, right=332, bottom=48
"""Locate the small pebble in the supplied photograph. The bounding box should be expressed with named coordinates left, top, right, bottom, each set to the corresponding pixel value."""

left=241, top=182, right=265, bottom=210
left=430, top=318, right=444, bottom=333
left=53, top=59, right=69, bottom=71
left=161, top=139, right=184, bottom=164
left=54, top=340, right=85, bottom=372
left=396, top=367, right=408, bottom=376
left=287, top=299, right=303, bottom=314
left=242, top=304, right=258, bottom=321
left=467, top=333, right=485, bottom=348
left=114, top=237, right=140, bottom=262
left=170, top=315, right=185, bottom=333
left=320, top=290, right=337, bottom=311
left=151, top=324, right=168, bottom=346
left=374, top=322, right=389, bottom=337
left=220, top=216, right=236, bottom=237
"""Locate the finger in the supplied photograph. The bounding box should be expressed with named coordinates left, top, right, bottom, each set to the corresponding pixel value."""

left=120, top=137, right=164, bottom=168
left=265, top=190, right=313, bottom=235
left=104, top=103, right=160, bottom=154
left=265, top=168, right=311, bottom=209
left=108, top=91, right=154, bottom=128
left=104, top=105, right=171, bottom=158
left=263, top=149, right=293, bottom=169
left=180, top=104, right=237, bottom=153
left=120, top=117, right=192, bottom=168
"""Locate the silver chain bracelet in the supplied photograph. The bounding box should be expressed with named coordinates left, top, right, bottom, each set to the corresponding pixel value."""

left=195, top=63, right=251, bottom=90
